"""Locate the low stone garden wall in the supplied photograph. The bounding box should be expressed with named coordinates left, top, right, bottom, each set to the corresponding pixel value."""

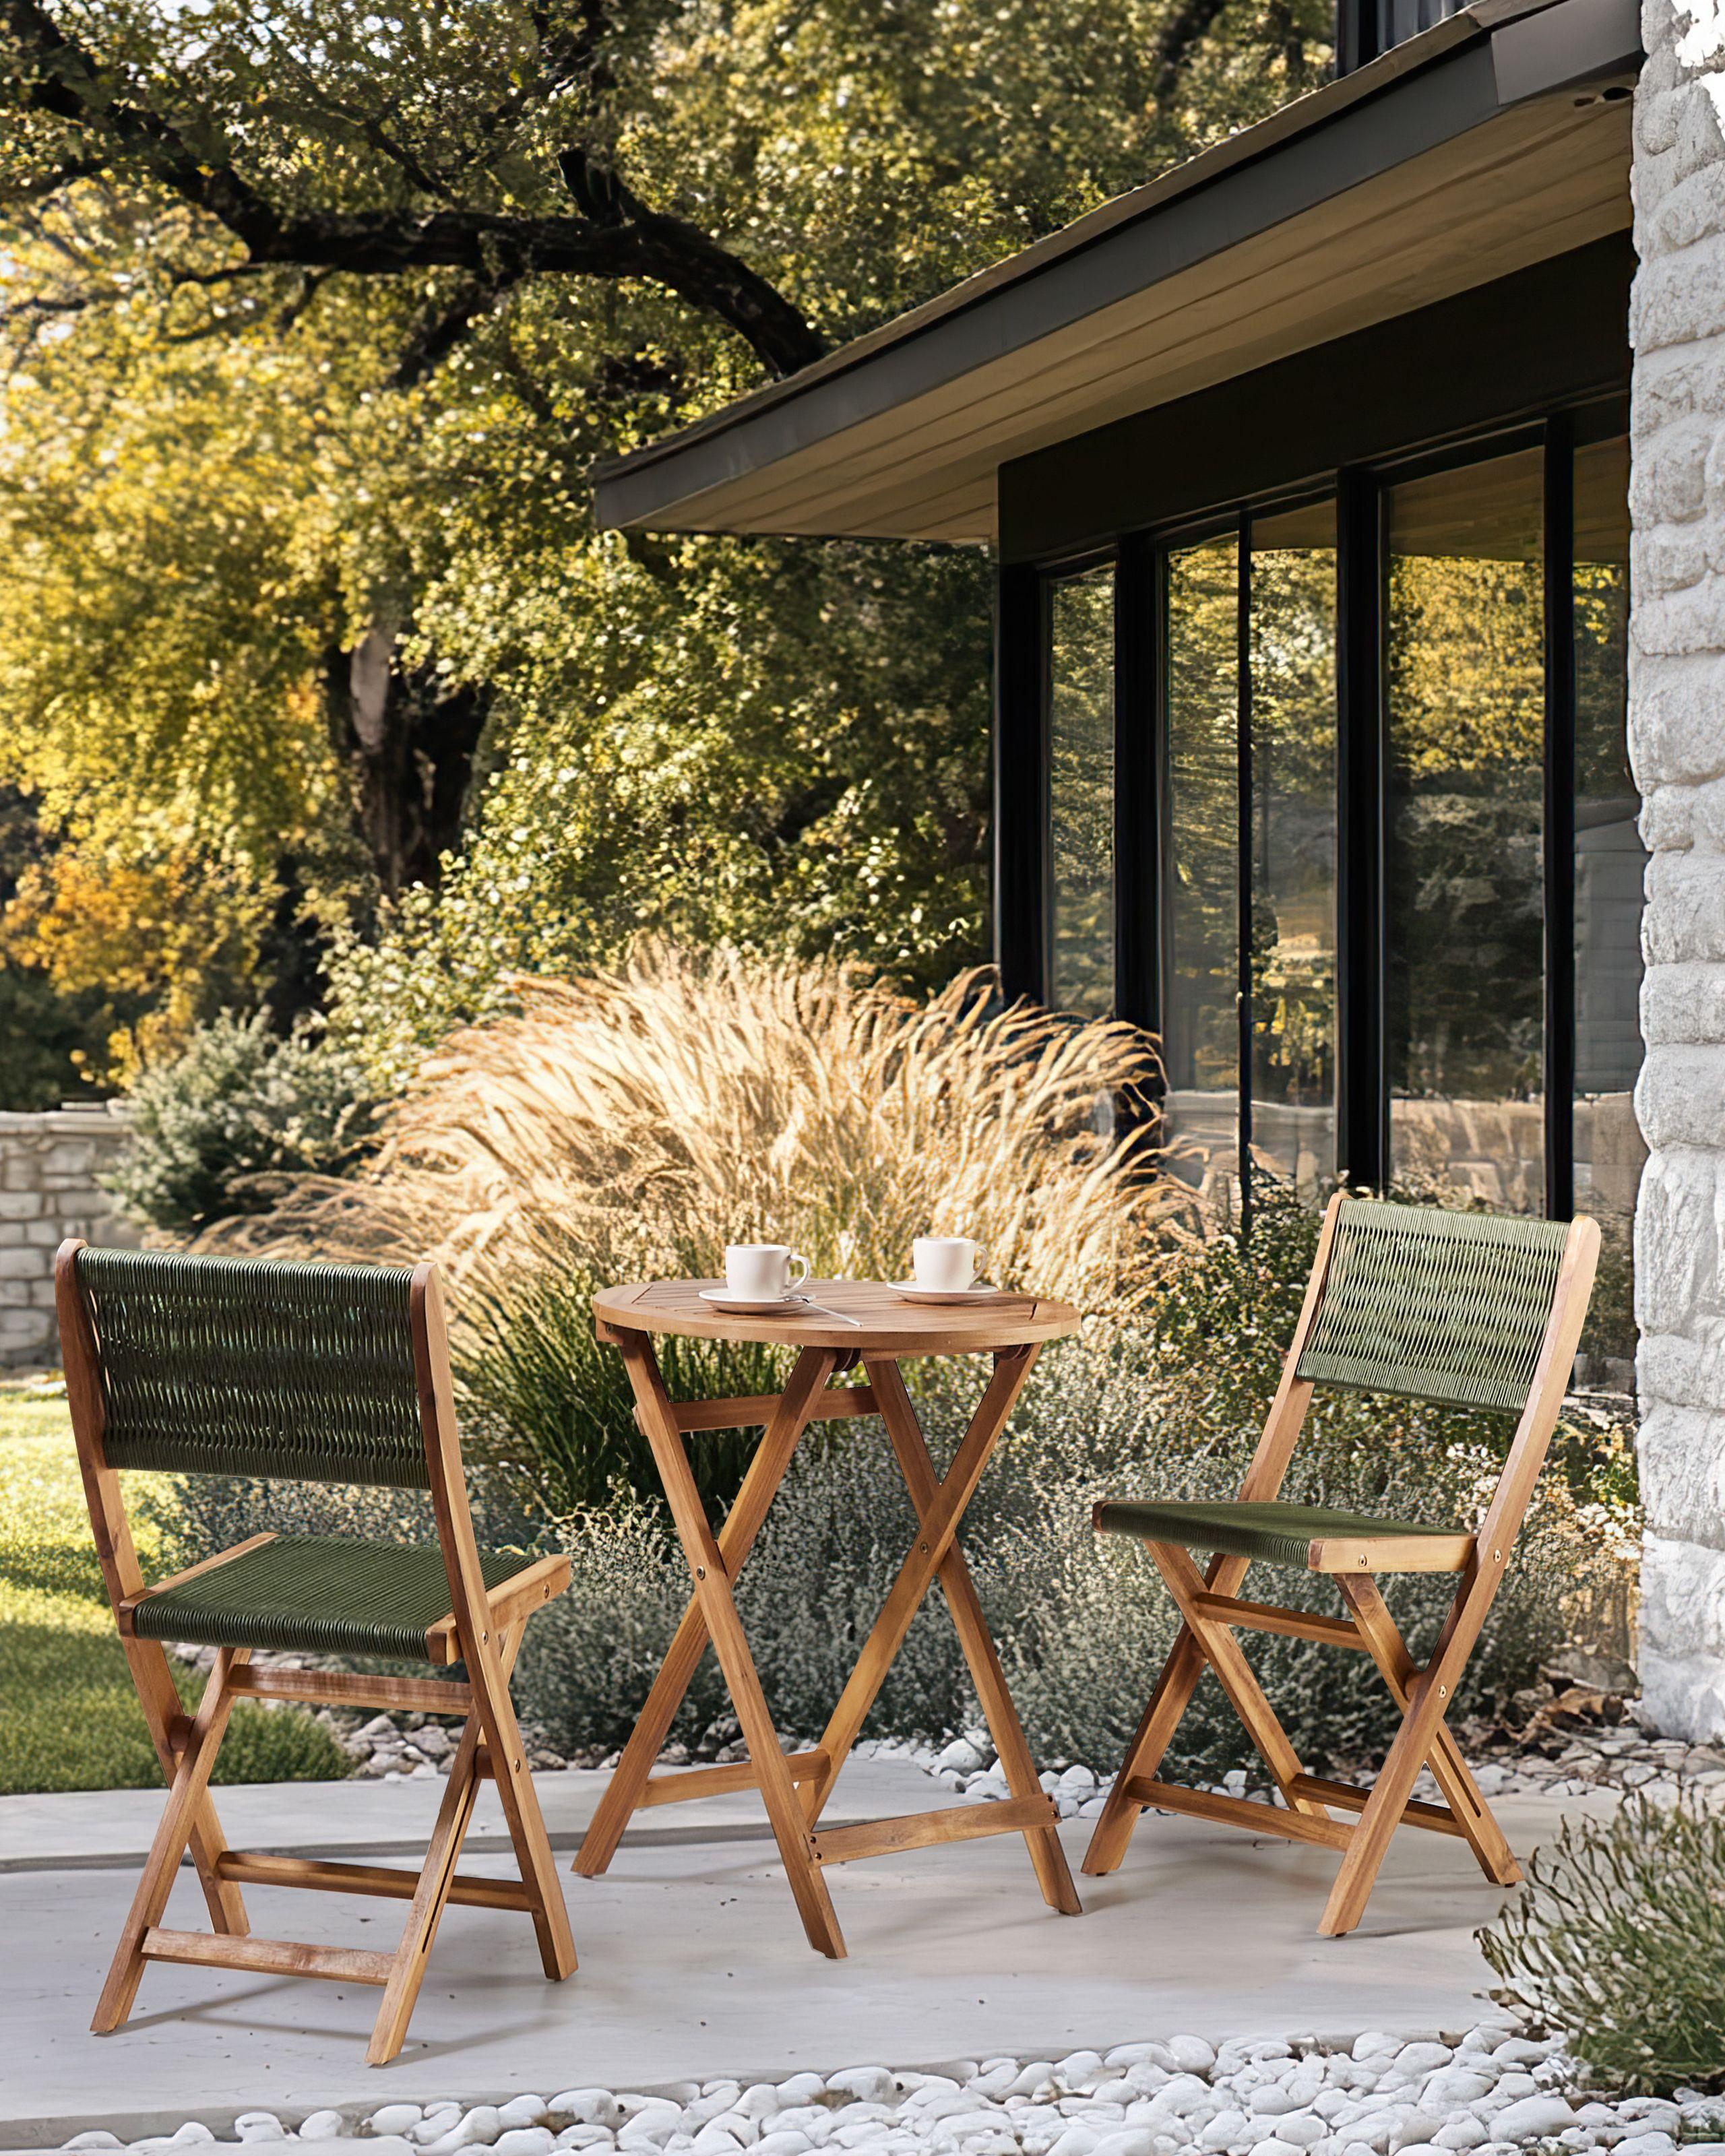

left=0, top=1107, right=137, bottom=1368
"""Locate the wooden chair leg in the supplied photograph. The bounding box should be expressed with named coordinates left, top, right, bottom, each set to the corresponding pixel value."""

left=1149, top=1544, right=1329, bottom=1820
left=367, top=1623, right=559, bottom=2066
left=121, top=1632, right=249, bottom=1937
left=1081, top=1548, right=1253, bottom=1875
left=371, top=1699, right=485, bottom=2070
left=367, top=1704, right=487, bottom=2065
left=464, top=1621, right=575, bottom=1982
left=1336, top=1573, right=1519, bottom=1887
left=573, top=1347, right=838, bottom=1878
left=93, top=1647, right=246, bottom=2034
left=1319, top=1568, right=1508, bottom=1936
left=859, top=1357, right=1079, bottom=1915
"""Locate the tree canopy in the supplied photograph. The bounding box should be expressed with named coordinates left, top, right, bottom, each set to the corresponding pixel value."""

left=0, top=0, right=1332, bottom=1098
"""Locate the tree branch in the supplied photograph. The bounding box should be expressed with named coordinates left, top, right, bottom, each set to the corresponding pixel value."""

left=3, top=0, right=827, bottom=378
left=390, top=271, right=522, bottom=388
left=1147, top=0, right=1232, bottom=110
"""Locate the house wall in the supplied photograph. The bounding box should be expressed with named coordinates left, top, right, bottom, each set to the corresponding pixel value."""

left=0, top=1108, right=137, bottom=1367
left=1629, top=0, right=1725, bottom=1738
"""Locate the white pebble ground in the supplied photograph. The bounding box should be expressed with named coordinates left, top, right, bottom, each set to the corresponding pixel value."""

left=55, top=2029, right=1725, bottom=2156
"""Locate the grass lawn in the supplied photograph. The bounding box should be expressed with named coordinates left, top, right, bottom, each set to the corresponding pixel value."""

left=0, top=1376, right=348, bottom=1794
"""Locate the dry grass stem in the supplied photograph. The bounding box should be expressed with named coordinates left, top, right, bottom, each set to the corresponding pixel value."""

left=211, top=944, right=1190, bottom=1317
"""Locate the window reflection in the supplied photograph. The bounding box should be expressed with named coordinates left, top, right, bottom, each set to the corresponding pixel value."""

left=1573, top=435, right=1643, bottom=1380
left=1048, top=565, right=1115, bottom=1019
left=1386, top=447, right=1546, bottom=1213
left=1164, top=534, right=1240, bottom=1189
left=1250, top=501, right=1337, bottom=1193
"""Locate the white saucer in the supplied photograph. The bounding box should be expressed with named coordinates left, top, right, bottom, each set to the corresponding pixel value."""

left=699, top=1288, right=805, bottom=1315
left=891, top=1279, right=1003, bottom=1304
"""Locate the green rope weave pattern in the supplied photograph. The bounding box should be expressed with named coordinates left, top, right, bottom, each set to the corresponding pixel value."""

left=1093, top=1498, right=1466, bottom=1572
left=1295, top=1199, right=1570, bottom=1414
left=77, top=1247, right=429, bottom=1487
left=131, top=1535, right=530, bottom=1660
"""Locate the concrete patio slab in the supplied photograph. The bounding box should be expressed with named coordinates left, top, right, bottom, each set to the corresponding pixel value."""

left=0, top=1758, right=968, bottom=1874
left=0, top=1765, right=1612, bottom=2151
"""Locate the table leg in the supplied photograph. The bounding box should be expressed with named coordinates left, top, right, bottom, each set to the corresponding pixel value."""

left=574, top=1342, right=840, bottom=1876
left=795, top=1347, right=1079, bottom=1913
left=862, top=1356, right=1082, bottom=1915
left=598, top=1331, right=847, bottom=1959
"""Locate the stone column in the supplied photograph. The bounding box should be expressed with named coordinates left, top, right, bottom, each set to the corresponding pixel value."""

left=1629, top=0, right=1725, bottom=1739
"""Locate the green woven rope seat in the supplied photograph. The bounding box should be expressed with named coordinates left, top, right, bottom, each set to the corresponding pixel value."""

left=1294, top=1199, right=1570, bottom=1414
left=131, top=1536, right=534, bottom=1661
left=1093, top=1498, right=1465, bottom=1571
left=75, top=1246, right=428, bottom=1487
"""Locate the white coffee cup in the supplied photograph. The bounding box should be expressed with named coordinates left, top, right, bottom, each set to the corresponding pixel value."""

left=912, top=1236, right=982, bottom=1291
left=724, top=1242, right=811, bottom=1301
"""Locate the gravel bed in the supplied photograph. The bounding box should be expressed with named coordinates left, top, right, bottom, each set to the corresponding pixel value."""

left=55, top=2029, right=1725, bottom=2156
left=280, top=1705, right=1724, bottom=1818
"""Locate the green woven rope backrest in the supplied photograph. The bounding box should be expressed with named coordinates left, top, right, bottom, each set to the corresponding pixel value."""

left=75, top=1246, right=430, bottom=1486
left=1294, top=1200, right=1571, bottom=1414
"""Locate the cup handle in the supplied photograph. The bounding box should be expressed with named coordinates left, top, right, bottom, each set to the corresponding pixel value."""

left=788, top=1252, right=811, bottom=1288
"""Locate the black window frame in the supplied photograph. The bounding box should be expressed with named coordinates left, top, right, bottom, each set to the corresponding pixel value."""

left=1004, top=394, right=1629, bottom=1223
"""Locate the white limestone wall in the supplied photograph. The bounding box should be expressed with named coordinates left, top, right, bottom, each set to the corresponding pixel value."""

left=0, top=1108, right=136, bottom=1366
left=1629, top=0, right=1725, bottom=1738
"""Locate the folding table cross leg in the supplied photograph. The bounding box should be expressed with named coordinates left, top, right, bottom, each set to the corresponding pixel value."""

left=576, top=1277, right=1085, bottom=1957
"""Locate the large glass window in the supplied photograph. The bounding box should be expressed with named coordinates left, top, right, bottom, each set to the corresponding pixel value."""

left=1024, top=414, right=1637, bottom=1298
left=1048, top=563, right=1115, bottom=1018
left=1573, top=435, right=1643, bottom=1381
left=1160, top=511, right=1337, bottom=1203
left=1250, top=501, right=1338, bottom=1192
left=1386, top=446, right=1546, bottom=1212
left=1164, top=534, right=1240, bottom=1186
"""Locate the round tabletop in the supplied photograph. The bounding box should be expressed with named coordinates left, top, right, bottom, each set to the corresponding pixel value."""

left=592, top=1277, right=1081, bottom=1354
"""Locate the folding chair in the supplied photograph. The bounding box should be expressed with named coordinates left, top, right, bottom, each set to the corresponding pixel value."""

left=56, top=1240, right=577, bottom=2064
left=1081, top=1194, right=1598, bottom=1936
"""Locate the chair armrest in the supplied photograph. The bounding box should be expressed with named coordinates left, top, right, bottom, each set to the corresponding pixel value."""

left=424, top=1553, right=573, bottom=1665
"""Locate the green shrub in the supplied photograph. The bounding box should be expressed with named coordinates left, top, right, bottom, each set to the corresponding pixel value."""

left=1479, top=1796, right=1725, bottom=2096
left=106, top=1010, right=380, bottom=1233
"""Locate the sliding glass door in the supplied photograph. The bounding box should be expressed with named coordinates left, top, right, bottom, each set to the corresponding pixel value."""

left=1027, top=410, right=1638, bottom=1289
left=1163, top=535, right=1240, bottom=1183
left=1249, top=503, right=1338, bottom=1192
left=1385, top=446, right=1546, bottom=1211
left=1158, top=509, right=1337, bottom=1207
left=1046, top=563, right=1116, bottom=1019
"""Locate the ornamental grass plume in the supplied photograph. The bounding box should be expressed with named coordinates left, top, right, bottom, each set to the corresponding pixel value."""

left=213, top=942, right=1187, bottom=1319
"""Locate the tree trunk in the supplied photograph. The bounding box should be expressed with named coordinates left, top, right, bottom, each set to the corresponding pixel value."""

left=326, top=626, right=491, bottom=899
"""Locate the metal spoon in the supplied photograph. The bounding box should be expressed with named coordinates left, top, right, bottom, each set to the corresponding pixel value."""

left=786, top=1292, right=862, bottom=1327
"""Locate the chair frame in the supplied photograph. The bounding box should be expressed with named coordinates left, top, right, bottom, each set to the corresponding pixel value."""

left=56, top=1240, right=577, bottom=2065
left=1080, top=1194, right=1600, bottom=1936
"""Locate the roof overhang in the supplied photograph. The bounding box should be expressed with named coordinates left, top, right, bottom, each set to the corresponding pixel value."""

left=592, top=0, right=1638, bottom=546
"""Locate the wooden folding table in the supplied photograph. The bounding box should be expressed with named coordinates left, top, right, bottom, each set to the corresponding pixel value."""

left=575, top=1276, right=1084, bottom=1958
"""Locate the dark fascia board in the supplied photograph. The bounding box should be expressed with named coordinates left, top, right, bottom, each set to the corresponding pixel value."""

left=590, top=0, right=1639, bottom=536
left=996, top=232, right=1633, bottom=563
